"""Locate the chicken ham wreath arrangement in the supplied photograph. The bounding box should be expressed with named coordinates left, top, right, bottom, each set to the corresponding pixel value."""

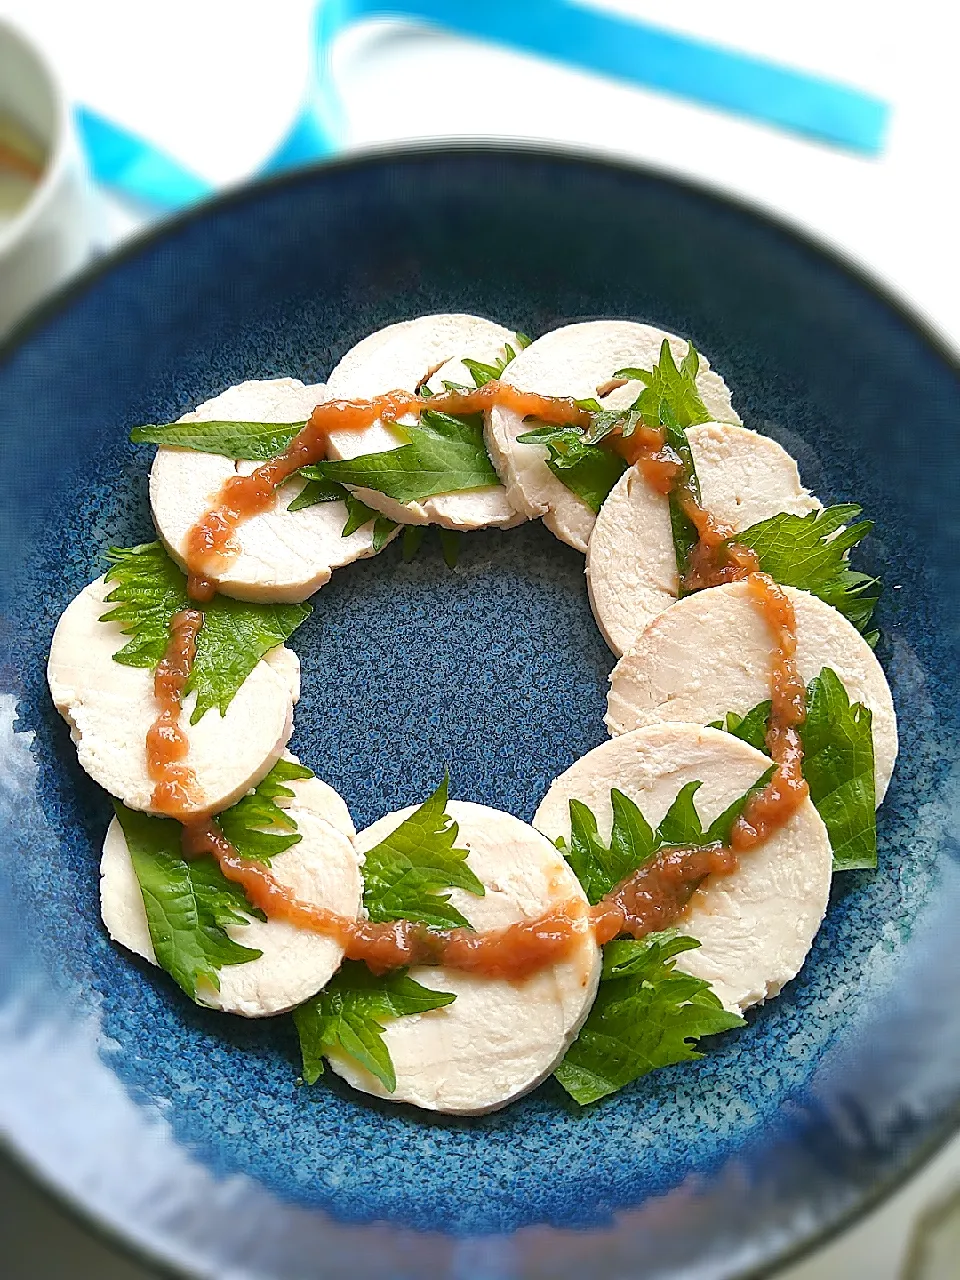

left=47, top=314, right=897, bottom=1115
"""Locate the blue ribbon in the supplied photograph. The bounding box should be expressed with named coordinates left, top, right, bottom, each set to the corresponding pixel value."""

left=74, top=106, right=214, bottom=212
left=78, top=1, right=890, bottom=211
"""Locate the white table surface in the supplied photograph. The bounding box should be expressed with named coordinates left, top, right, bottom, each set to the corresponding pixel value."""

left=1, top=3, right=959, bottom=1277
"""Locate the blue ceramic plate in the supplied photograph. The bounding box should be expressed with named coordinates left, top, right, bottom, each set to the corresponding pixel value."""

left=1, top=146, right=959, bottom=1280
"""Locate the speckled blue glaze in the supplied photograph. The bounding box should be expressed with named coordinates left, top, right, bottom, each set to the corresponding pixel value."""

left=1, top=148, right=960, bottom=1280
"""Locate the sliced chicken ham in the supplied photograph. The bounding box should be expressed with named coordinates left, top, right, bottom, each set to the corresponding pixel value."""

left=100, top=757, right=361, bottom=1016
left=587, top=422, right=821, bottom=656
left=606, top=581, right=897, bottom=800
left=533, top=723, right=833, bottom=1014
left=323, top=314, right=524, bottom=530
left=327, top=800, right=601, bottom=1114
left=47, top=575, right=299, bottom=816
left=149, top=378, right=393, bottom=603
left=485, top=320, right=739, bottom=552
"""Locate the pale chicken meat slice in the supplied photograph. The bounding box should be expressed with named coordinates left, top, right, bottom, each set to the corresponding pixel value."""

left=47, top=575, right=299, bottom=816
left=327, top=800, right=601, bottom=1114
left=149, top=378, right=393, bottom=603
left=323, top=314, right=524, bottom=530
left=100, top=761, right=362, bottom=1016
left=587, top=422, right=821, bottom=655
left=273, top=750, right=356, bottom=838
left=485, top=320, right=739, bottom=553
left=606, top=581, right=897, bottom=801
left=533, top=723, right=832, bottom=1014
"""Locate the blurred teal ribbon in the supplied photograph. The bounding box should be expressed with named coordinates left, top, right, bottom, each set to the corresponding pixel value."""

left=76, top=0, right=890, bottom=212
left=74, top=106, right=212, bottom=213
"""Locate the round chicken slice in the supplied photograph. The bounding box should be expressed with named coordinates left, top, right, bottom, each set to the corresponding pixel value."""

left=275, top=751, right=356, bottom=838
left=47, top=575, right=299, bottom=816
left=323, top=314, right=523, bottom=530
left=485, top=320, right=739, bottom=553
left=588, top=422, right=821, bottom=655
left=253, top=748, right=355, bottom=839
left=534, top=723, right=832, bottom=1014
left=606, top=581, right=897, bottom=800
left=327, top=800, right=601, bottom=1114
left=150, top=378, right=394, bottom=604
left=100, top=771, right=362, bottom=1016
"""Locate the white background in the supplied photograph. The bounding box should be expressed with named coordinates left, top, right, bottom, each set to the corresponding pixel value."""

left=8, top=0, right=960, bottom=344
left=2, top=2, right=959, bottom=1278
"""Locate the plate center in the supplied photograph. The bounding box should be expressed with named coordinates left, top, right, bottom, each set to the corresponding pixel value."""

left=289, top=520, right=614, bottom=830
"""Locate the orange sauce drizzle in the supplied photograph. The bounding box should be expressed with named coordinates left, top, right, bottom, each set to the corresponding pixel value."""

left=162, top=386, right=810, bottom=981
left=182, top=382, right=589, bottom=596
left=181, top=817, right=591, bottom=979
left=605, top=422, right=762, bottom=591
left=596, top=395, right=810, bottom=849
left=730, top=573, right=809, bottom=849
left=181, top=808, right=750, bottom=980
left=147, top=609, right=204, bottom=816
left=606, top=421, right=685, bottom=494
left=679, top=489, right=763, bottom=592
left=174, top=573, right=807, bottom=979
left=169, top=570, right=808, bottom=980
left=590, top=843, right=738, bottom=945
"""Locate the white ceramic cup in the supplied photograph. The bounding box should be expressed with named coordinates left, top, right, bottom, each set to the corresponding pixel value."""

left=0, top=19, right=93, bottom=337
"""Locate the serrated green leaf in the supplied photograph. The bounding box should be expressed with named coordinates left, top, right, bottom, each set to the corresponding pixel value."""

left=187, top=854, right=268, bottom=927
left=128, top=416, right=347, bottom=515
left=582, top=407, right=643, bottom=447
left=402, top=524, right=427, bottom=562
left=101, top=543, right=310, bottom=723
left=261, top=756, right=314, bottom=788
left=736, top=505, right=881, bottom=635
left=102, top=543, right=190, bottom=668
left=114, top=802, right=263, bottom=1002
left=554, top=929, right=744, bottom=1104
left=564, top=800, right=610, bottom=906
left=458, top=334, right=529, bottom=388
left=338, top=494, right=398, bottom=552
left=361, top=775, right=485, bottom=929
left=616, top=339, right=715, bottom=432
left=130, top=419, right=305, bottom=460
left=709, top=702, right=771, bottom=753
left=519, top=340, right=715, bottom=522
left=802, top=668, right=877, bottom=870
left=286, top=475, right=350, bottom=512
left=439, top=528, right=460, bottom=569
left=216, top=758, right=314, bottom=864
left=562, top=790, right=658, bottom=905
left=560, top=774, right=768, bottom=909
left=609, top=787, right=658, bottom=878
left=461, top=358, right=504, bottom=389
left=372, top=516, right=398, bottom=553
left=316, top=410, right=500, bottom=503
left=656, top=402, right=703, bottom=586
left=340, top=492, right=379, bottom=537
left=612, top=343, right=712, bottom=579
left=601, top=930, right=702, bottom=978
left=712, top=666, right=877, bottom=871
left=293, top=962, right=457, bottom=1090
left=188, top=594, right=311, bottom=723
left=517, top=425, right=626, bottom=512
left=656, top=780, right=705, bottom=845
left=398, top=525, right=459, bottom=568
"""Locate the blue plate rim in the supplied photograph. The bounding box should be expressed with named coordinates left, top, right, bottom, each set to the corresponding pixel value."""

left=2, top=139, right=959, bottom=1280
left=5, top=137, right=960, bottom=375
